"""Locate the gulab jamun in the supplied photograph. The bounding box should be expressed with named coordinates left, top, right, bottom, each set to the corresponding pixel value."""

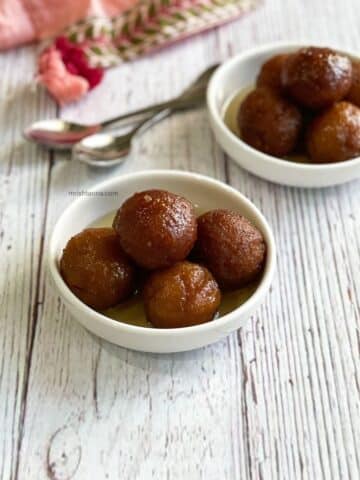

left=195, top=209, right=266, bottom=290
left=238, top=86, right=302, bottom=156
left=60, top=228, right=136, bottom=310
left=282, top=47, right=352, bottom=109
left=306, top=101, right=360, bottom=163
left=346, top=60, right=360, bottom=107
left=113, top=189, right=197, bottom=270
left=256, top=54, right=289, bottom=91
left=143, top=261, right=221, bottom=328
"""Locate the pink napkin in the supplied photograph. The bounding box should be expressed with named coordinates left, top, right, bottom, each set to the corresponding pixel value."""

left=0, top=0, right=136, bottom=50
left=0, top=0, right=260, bottom=104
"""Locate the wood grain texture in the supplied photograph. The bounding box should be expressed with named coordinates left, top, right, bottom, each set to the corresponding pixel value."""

left=1, top=1, right=359, bottom=479
left=0, top=46, right=57, bottom=480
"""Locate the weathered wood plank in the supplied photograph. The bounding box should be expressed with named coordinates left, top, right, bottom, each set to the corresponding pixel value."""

left=0, top=46, right=56, bottom=480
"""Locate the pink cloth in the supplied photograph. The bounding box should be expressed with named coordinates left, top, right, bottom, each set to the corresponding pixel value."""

left=0, top=0, right=136, bottom=50
left=2, top=0, right=259, bottom=104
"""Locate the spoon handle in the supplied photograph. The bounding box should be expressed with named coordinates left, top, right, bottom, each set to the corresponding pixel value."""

left=100, top=63, right=220, bottom=128
left=130, top=108, right=173, bottom=137
left=100, top=93, right=204, bottom=128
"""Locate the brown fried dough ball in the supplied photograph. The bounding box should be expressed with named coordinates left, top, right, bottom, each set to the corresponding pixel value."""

left=306, top=101, right=360, bottom=163
left=256, top=54, right=289, bottom=91
left=346, top=60, right=360, bottom=107
left=195, top=209, right=266, bottom=290
left=238, top=86, right=302, bottom=156
left=60, top=228, right=136, bottom=310
left=282, top=47, right=352, bottom=109
left=143, top=261, right=221, bottom=328
left=113, top=190, right=197, bottom=270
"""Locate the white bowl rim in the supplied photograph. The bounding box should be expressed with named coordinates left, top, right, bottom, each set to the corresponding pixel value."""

left=207, top=41, right=360, bottom=172
left=48, top=169, right=276, bottom=337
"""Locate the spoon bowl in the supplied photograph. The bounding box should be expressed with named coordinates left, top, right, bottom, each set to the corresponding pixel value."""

left=24, top=119, right=100, bottom=149
left=73, top=132, right=132, bottom=167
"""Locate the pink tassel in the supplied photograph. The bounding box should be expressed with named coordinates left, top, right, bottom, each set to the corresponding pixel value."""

left=37, top=38, right=104, bottom=104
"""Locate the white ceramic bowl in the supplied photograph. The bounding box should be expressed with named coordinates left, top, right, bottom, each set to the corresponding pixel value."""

left=48, top=170, right=276, bottom=353
left=207, top=42, right=360, bottom=188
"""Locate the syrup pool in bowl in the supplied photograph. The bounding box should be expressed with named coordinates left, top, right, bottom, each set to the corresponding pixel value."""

left=91, top=210, right=260, bottom=328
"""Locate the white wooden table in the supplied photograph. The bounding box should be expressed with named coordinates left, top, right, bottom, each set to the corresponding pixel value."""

left=1, top=0, right=359, bottom=478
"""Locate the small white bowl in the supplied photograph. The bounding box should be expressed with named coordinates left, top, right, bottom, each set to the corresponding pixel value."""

left=48, top=170, right=276, bottom=353
left=207, top=42, right=360, bottom=188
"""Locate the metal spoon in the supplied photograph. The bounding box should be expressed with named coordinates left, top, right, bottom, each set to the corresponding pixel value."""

left=24, top=64, right=219, bottom=149
left=73, top=109, right=172, bottom=167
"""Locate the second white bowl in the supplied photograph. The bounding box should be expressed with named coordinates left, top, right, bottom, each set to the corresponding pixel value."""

left=48, top=170, right=276, bottom=353
left=207, top=42, right=360, bottom=188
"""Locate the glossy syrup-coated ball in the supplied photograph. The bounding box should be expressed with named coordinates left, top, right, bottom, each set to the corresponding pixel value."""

left=256, top=54, right=289, bottom=91
left=195, top=210, right=266, bottom=290
left=143, top=261, right=221, bottom=328
left=346, top=60, right=360, bottom=107
left=238, top=86, right=302, bottom=156
left=306, top=101, right=360, bottom=163
left=282, top=47, right=352, bottom=109
left=60, top=228, right=136, bottom=310
left=113, top=190, right=197, bottom=270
